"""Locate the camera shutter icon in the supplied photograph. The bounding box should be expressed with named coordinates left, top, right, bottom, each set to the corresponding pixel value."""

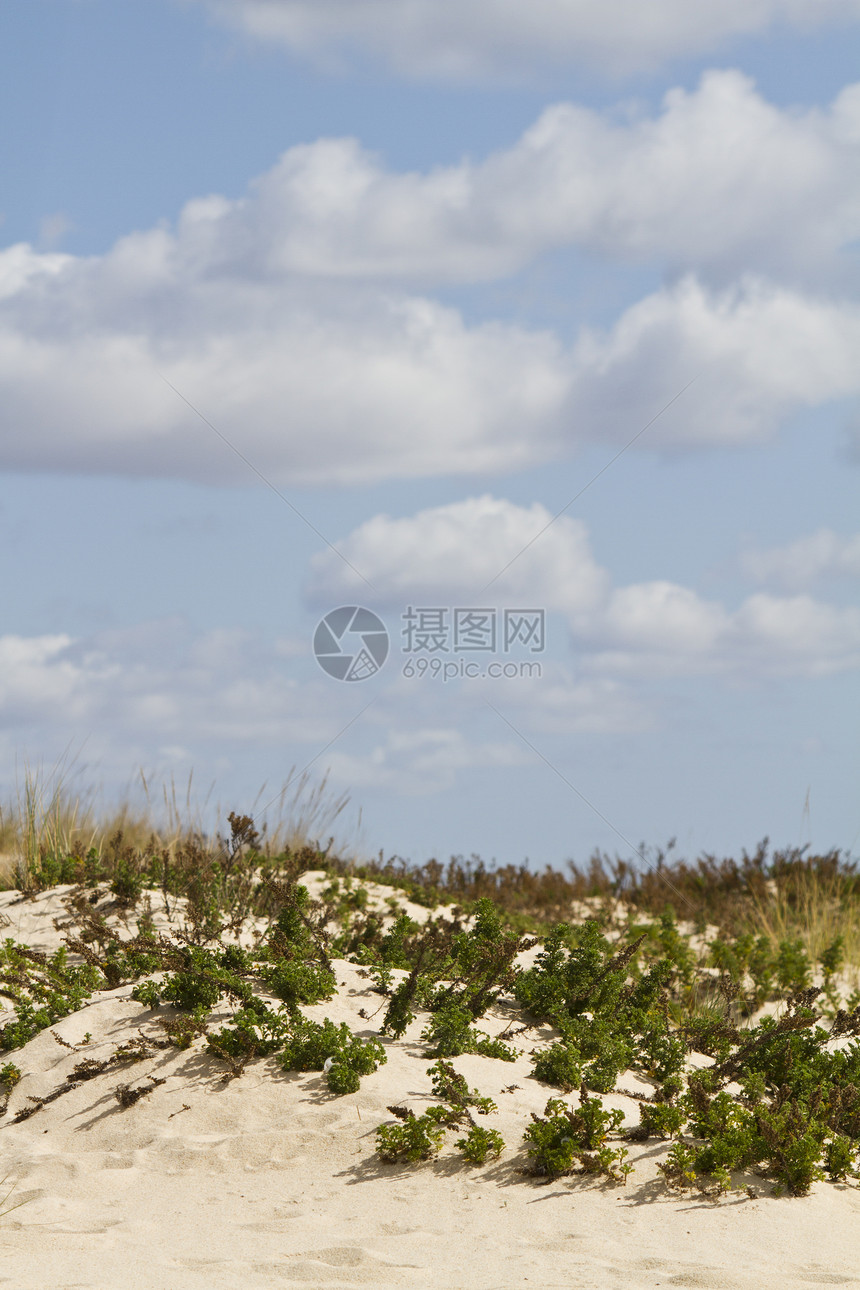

left=313, top=606, right=389, bottom=681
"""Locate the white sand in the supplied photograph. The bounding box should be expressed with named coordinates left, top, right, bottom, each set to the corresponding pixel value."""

left=1, top=884, right=859, bottom=1290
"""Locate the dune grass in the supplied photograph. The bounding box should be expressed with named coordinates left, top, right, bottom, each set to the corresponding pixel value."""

left=0, top=1174, right=29, bottom=1222
left=1, top=763, right=857, bottom=983
left=0, top=761, right=353, bottom=892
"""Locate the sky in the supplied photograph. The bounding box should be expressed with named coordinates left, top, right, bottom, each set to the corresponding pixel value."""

left=1, top=0, right=858, bottom=870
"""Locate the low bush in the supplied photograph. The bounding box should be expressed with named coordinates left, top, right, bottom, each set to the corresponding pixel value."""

left=278, top=1018, right=387, bottom=1094
left=523, top=1092, right=631, bottom=1182
left=421, top=1004, right=518, bottom=1061
left=455, top=1124, right=505, bottom=1165
left=376, top=1109, right=448, bottom=1163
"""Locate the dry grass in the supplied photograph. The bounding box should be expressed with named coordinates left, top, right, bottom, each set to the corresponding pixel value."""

left=745, top=853, right=860, bottom=987
left=1, top=758, right=855, bottom=978
left=0, top=758, right=355, bottom=890
left=0, top=1174, right=29, bottom=1222
left=332, top=839, right=860, bottom=970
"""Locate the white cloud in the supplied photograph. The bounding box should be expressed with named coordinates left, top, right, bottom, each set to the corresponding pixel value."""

left=0, top=615, right=660, bottom=800
left=0, top=242, right=73, bottom=299
left=584, top=585, right=860, bottom=678
left=3, top=239, right=859, bottom=482
left=324, top=726, right=527, bottom=795
left=569, top=275, right=860, bottom=449
left=309, top=495, right=860, bottom=678
left=743, top=529, right=860, bottom=588
left=3, top=76, right=860, bottom=484
left=0, top=577, right=855, bottom=812
left=0, top=256, right=570, bottom=484
left=88, top=73, right=860, bottom=289
left=308, top=494, right=610, bottom=614
left=729, top=593, right=860, bottom=674
left=0, top=625, right=341, bottom=752
left=600, top=582, right=729, bottom=655
left=195, top=0, right=860, bottom=79
left=0, top=634, right=92, bottom=723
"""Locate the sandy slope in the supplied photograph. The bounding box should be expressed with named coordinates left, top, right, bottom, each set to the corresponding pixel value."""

left=1, top=884, right=859, bottom=1290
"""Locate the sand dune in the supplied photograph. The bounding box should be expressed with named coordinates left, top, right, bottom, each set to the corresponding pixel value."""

left=1, top=883, right=859, bottom=1290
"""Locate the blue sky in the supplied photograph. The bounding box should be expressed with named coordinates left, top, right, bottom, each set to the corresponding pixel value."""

left=1, top=0, right=858, bottom=868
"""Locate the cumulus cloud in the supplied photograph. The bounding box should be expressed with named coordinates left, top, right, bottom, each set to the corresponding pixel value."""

left=308, top=495, right=860, bottom=677
left=0, top=247, right=569, bottom=483
left=3, top=74, right=860, bottom=484
left=307, top=494, right=610, bottom=613
left=58, top=73, right=860, bottom=289
left=0, top=625, right=342, bottom=753
left=584, top=585, right=860, bottom=678
left=195, top=0, right=860, bottom=79
left=726, top=592, right=860, bottom=674
left=0, top=634, right=94, bottom=725
left=742, top=529, right=860, bottom=588
left=3, top=239, right=859, bottom=482
left=1, top=568, right=855, bottom=808
left=570, top=275, right=860, bottom=449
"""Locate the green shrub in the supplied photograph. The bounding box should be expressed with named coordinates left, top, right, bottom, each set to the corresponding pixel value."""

left=161, top=1010, right=209, bottom=1049
left=376, top=1109, right=448, bottom=1163
left=682, top=1008, right=739, bottom=1060
left=11, top=823, right=860, bottom=1202
left=376, top=1061, right=503, bottom=1165
left=422, top=1004, right=517, bottom=1061
left=532, top=1041, right=582, bottom=1092
left=657, top=1141, right=699, bottom=1190
left=754, top=1101, right=826, bottom=1196
left=325, top=1062, right=361, bottom=1095
left=824, top=1134, right=857, bottom=1181
left=515, top=920, right=640, bottom=1023
left=220, top=944, right=253, bottom=973
left=0, top=1063, right=21, bottom=1094
left=131, top=980, right=162, bottom=1009
left=18, top=851, right=88, bottom=890
left=261, top=959, right=336, bottom=1009
left=0, top=1061, right=22, bottom=1113
left=433, top=897, right=526, bottom=1019
left=676, top=1065, right=846, bottom=1197
left=634, top=1013, right=686, bottom=1082
left=582, top=1046, right=631, bottom=1094
left=161, top=969, right=225, bottom=1013
left=109, top=861, right=144, bottom=906
left=207, top=1001, right=291, bottom=1061
left=0, top=942, right=105, bottom=1051
left=556, top=1015, right=635, bottom=1094
left=819, top=936, right=845, bottom=982
left=369, top=912, right=417, bottom=991
left=515, top=922, right=687, bottom=1096
left=152, top=946, right=253, bottom=1014
left=523, top=1093, right=628, bottom=1181
left=650, top=912, right=696, bottom=987
left=629, top=1100, right=687, bottom=1140
left=455, top=1125, right=505, bottom=1165
left=427, top=1060, right=497, bottom=1116
left=776, top=939, right=812, bottom=993
left=278, top=1018, right=386, bottom=1094
left=373, top=898, right=530, bottom=1045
